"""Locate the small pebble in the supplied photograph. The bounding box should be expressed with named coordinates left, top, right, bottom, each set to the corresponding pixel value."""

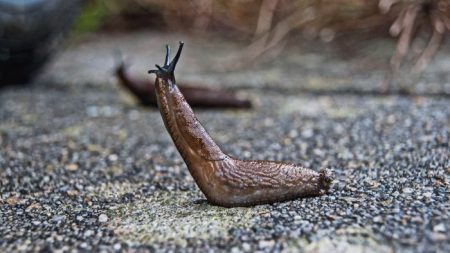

left=258, top=240, right=275, bottom=248
left=66, top=164, right=78, bottom=171
left=402, top=187, right=414, bottom=194
left=433, top=223, right=446, bottom=233
left=98, top=214, right=108, bottom=223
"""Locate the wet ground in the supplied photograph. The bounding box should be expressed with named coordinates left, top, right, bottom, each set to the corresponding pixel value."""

left=0, top=31, right=449, bottom=252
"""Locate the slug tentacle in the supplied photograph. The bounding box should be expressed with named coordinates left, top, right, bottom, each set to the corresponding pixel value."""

left=148, top=42, right=333, bottom=207
left=148, top=42, right=184, bottom=83
left=164, top=45, right=171, bottom=66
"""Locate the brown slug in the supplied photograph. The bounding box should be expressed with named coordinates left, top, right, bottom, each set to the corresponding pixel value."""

left=115, top=56, right=252, bottom=108
left=148, top=42, right=333, bottom=207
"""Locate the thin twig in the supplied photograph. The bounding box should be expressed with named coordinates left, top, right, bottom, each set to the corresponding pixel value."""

left=390, top=4, right=419, bottom=71
left=221, top=6, right=316, bottom=69
left=412, top=28, right=444, bottom=73
left=253, top=0, right=281, bottom=39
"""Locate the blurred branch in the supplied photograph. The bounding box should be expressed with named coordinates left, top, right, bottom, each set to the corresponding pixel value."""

left=191, top=0, right=213, bottom=32
left=242, top=6, right=316, bottom=65
left=383, top=0, right=450, bottom=74
left=253, top=0, right=281, bottom=39
left=76, top=0, right=450, bottom=74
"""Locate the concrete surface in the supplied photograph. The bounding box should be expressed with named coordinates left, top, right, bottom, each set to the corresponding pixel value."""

left=0, top=31, right=449, bottom=252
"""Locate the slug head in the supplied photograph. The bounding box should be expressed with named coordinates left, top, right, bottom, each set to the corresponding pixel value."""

left=148, top=41, right=184, bottom=83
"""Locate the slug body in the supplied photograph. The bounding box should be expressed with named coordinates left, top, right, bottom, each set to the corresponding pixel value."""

left=116, top=62, right=158, bottom=105
left=149, top=42, right=332, bottom=207
left=116, top=59, right=252, bottom=108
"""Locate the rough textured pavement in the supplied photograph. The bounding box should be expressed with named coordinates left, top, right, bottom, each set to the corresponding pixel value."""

left=0, top=32, right=449, bottom=252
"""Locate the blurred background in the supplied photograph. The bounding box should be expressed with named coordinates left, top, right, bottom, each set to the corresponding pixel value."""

left=85, top=0, right=450, bottom=84
left=1, top=0, right=449, bottom=93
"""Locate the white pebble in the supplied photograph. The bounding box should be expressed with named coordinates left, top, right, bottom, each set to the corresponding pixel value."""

left=98, top=214, right=108, bottom=223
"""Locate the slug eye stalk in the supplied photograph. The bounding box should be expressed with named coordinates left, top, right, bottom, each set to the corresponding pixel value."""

left=148, top=42, right=332, bottom=207
left=148, top=42, right=184, bottom=83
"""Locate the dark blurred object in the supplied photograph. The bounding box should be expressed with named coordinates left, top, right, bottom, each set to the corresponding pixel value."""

left=0, top=0, right=81, bottom=85
left=115, top=58, right=252, bottom=109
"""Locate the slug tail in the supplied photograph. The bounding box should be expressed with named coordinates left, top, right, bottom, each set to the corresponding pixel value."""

left=318, top=169, right=333, bottom=194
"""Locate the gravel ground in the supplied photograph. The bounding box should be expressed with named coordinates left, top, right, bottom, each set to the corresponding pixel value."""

left=0, top=32, right=449, bottom=252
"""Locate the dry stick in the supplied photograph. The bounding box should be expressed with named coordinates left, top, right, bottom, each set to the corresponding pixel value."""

left=390, top=4, right=420, bottom=71
left=245, top=0, right=354, bottom=67
left=192, top=0, right=213, bottom=32
left=227, top=7, right=316, bottom=69
left=253, top=0, right=281, bottom=39
left=411, top=12, right=447, bottom=73
left=264, top=37, right=288, bottom=60
left=211, top=9, right=255, bottom=35
left=412, top=28, right=444, bottom=73
left=263, top=8, right=315, bottom=54
left=444, top=15, right=450, bottom=31
left=379, top=0, right=400, bottom=14
left=431, top=12, right=446, bottom=34
left=389, top=8, right=407, bottom=36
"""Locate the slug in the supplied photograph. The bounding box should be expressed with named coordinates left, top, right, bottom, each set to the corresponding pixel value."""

left=115, top=55, right=252, bottom=108
left=148, top=42, right=333, bottom=207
